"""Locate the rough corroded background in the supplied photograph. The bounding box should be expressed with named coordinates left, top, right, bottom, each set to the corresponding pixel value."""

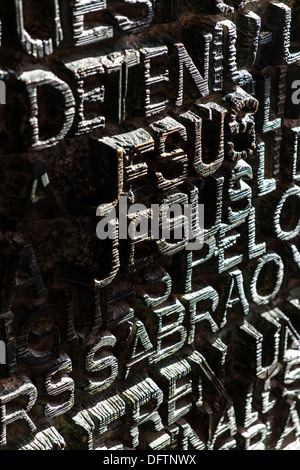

left=0, top=0, right=299, bottom=451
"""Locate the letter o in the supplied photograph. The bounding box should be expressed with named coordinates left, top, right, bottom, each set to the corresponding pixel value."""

left=274, top=186, right=300, bottom=241
left=249, top=253, right=284, bottom=305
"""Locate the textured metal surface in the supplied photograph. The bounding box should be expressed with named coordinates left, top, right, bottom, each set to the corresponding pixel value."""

left=0, top=0, right=299, bottom=451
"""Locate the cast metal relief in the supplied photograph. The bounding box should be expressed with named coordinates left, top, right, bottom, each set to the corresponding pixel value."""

left=0, top=0, right=299, bottom=451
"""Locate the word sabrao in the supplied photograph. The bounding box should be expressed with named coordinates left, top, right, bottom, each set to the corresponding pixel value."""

left=292, top=80, right=300, bottom=105
left=96, top=196, right=205, bottom=251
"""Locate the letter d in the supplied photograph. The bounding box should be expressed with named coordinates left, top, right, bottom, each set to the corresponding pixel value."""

left=20, top=69, right=75, bottom=150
